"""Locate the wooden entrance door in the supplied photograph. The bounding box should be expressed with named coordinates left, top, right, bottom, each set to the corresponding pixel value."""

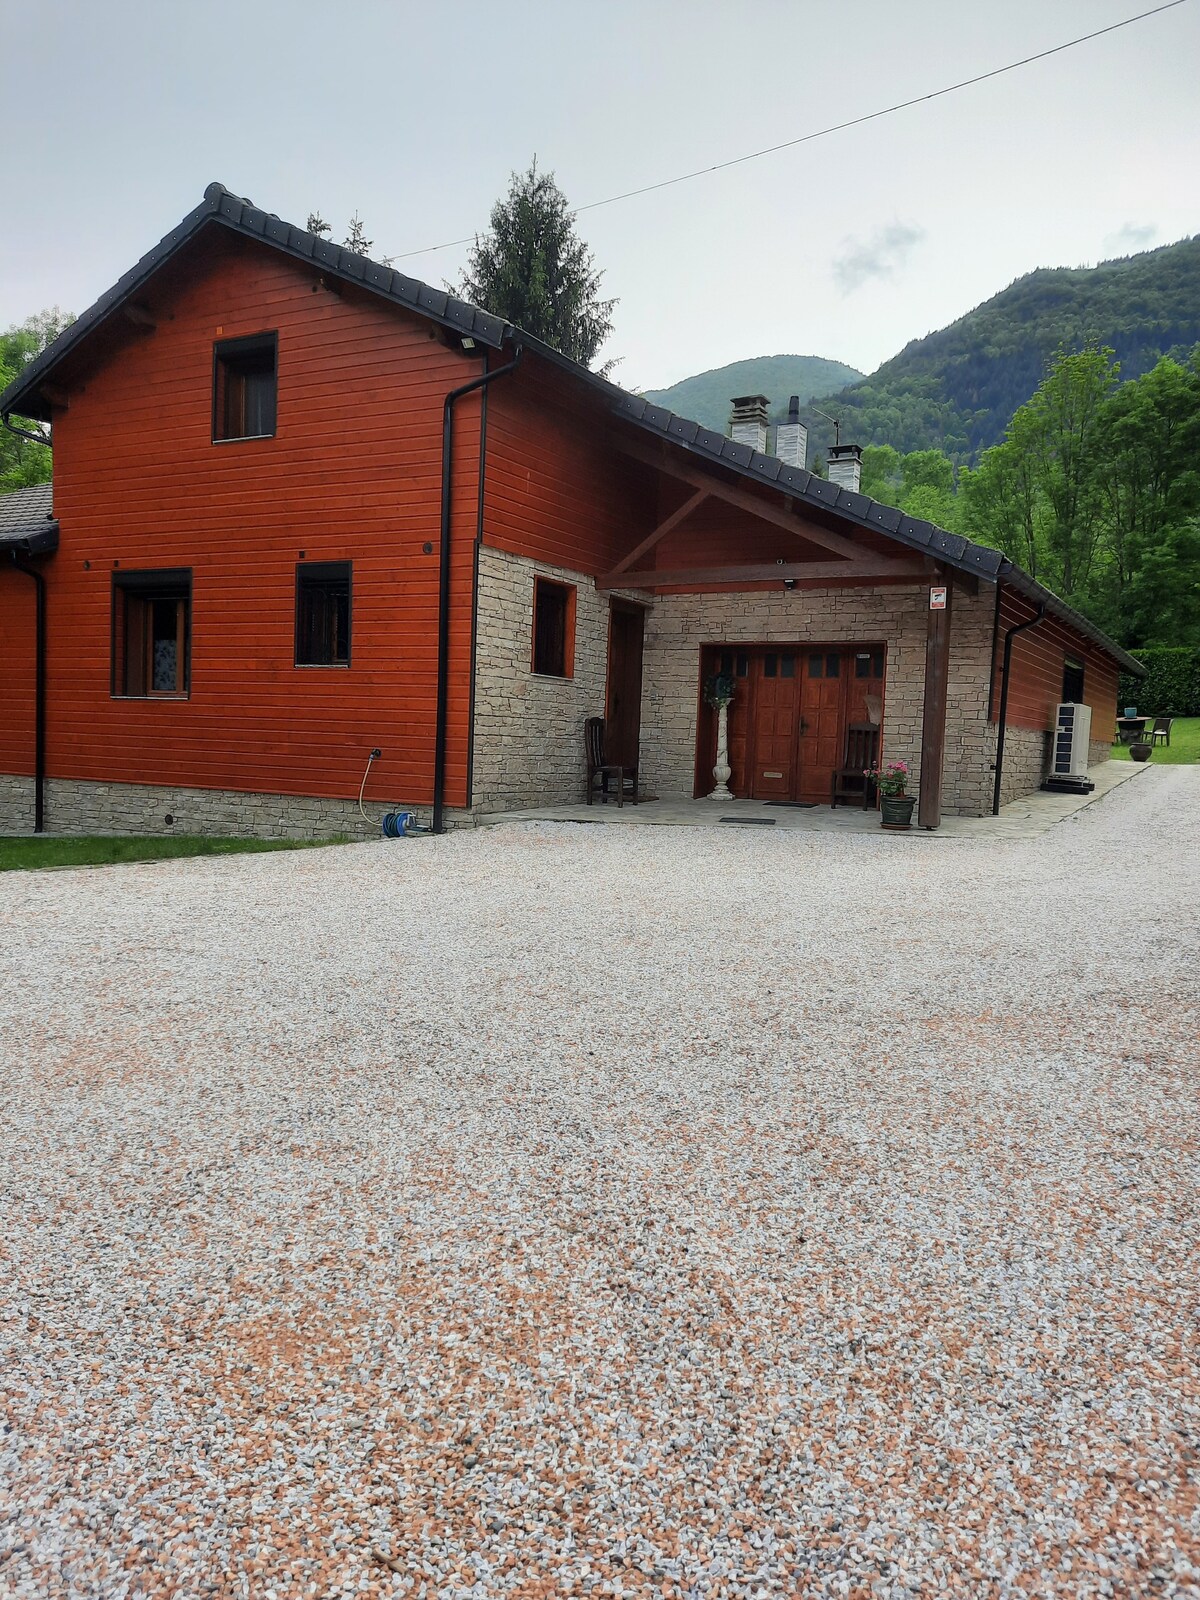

left=796, top=648, right=846, bottom=801
left=605, top=601, right=645, bottom=769
left=748, top=649, right=800, bottom=798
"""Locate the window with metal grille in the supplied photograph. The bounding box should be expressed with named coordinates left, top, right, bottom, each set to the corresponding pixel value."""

left=296, top=562, right=352, bottom=666
left=213, top=333, right=277, bottom=441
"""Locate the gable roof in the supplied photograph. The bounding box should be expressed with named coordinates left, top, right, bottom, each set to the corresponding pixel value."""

left=0, top=183, right=1143, bottom=675
left=0, top=183, right=509, bottom=427
left=606, top=393, right=1145, bottom=676
left=0, top=481, right=58, bottom=557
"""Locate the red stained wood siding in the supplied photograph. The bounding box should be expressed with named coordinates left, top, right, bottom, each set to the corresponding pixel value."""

left=0, top=229, right=486, bottom=808
left=992, top=586, right=1119, bottom=738
left=0, top=570, right=37, bottom=778
left=482, top=366, right=653, bottom=573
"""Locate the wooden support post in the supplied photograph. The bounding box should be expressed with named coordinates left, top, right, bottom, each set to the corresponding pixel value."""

left=918, top=568, right=952, bottom=829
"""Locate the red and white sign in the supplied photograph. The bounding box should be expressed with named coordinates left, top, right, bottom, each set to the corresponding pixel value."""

left=929, top=586, right=948, bottom=611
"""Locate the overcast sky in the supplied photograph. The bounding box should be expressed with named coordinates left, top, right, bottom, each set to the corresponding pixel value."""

left=2, top=0, right=1197, bottom=391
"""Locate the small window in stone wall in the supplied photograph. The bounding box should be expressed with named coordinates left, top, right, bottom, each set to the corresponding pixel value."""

left=532, top=577, right=575, bottom=678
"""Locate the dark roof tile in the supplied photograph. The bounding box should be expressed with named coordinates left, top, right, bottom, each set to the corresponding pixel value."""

left=0, top=481, right=58, bottom=557
left=866, top=503, right=904, bottom=532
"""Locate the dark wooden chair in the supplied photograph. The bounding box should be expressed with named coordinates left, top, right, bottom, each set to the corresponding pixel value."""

left=830, top=724, right=880, bottom=809
left=585, top=716, right=638, bottom=805
left=1148, top=717, right=1173, bottom=747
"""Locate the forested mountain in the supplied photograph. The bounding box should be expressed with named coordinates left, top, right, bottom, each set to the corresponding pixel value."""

left=805, top=235, right=1200, bottom=462
left=642, top=354, right=863, bottom=431
left=646, top=236, right=1200, bottom=465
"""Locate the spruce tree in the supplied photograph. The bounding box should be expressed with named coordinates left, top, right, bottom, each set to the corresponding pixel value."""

left=459, top=159, right=616, bottom=372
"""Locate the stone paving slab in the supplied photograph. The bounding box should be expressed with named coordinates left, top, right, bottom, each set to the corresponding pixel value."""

left=480, top=758, right=1149, bottom=840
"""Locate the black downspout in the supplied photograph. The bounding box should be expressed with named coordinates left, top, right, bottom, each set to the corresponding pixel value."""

left=992, top=597, right=1046, bottom=816
left=465, top=348, right=490, bottom=809
left=4, top=417, right=52, bottom=836
left=11, top=557, right=47, bottom=833
left=985, top=578, right=1003, bottom=723
left=432, top=345, right=523, bottom=835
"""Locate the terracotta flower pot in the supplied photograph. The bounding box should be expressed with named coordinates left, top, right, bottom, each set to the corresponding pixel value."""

left=1129, top=742, right=1153, bottom=762
left=880, top=794, right=916, bottom=829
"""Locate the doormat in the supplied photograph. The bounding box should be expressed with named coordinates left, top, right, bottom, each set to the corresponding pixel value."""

left=764, top=801, right=818, bottom=809
left=720, top=817, right=776, bottom=825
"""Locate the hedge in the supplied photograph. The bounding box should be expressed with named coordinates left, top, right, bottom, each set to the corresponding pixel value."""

left=1118, top=647, right=1200, bottom=718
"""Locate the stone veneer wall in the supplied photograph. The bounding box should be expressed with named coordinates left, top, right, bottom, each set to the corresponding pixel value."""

left=980, top=726, right=1114, bottom=815
left=0, top=774, right=471, bottom=840
left=986, top=724, right=1049, bottom=811
left=640, top=584, right=1000, bottom=816
left=471, top=547, right=643, bottom=810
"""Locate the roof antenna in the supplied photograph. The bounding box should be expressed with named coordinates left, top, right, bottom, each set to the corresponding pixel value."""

left=811, top=406, right=842, bottom=447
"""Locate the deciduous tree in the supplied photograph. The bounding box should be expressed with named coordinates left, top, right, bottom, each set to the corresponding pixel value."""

left=0, top=309, right=74, bottom=491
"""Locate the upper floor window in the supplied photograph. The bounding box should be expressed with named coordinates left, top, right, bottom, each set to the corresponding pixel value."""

left=1062, top=656, right=1085, bottom=703
left=296, top=562, right=351, bottom=666
left=112, top=569, right=191, bottom=697
left=213, top=332, right=277, bottom=441
left=531, top=577, right=575, bottom=678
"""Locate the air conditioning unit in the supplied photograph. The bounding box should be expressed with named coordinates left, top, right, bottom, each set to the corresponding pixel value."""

left=1042, top=701, right=1095, bottom=794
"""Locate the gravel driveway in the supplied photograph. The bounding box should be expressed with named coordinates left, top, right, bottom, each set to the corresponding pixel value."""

left=2, top=768, right=1197, bottom=1599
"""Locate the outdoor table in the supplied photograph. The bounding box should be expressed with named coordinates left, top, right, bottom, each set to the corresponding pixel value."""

left=1116, top=717, right=1149, bottom=744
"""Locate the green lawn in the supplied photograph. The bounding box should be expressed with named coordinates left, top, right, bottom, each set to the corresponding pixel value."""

left=0, top=834, right=350, bottom=873
left=1110, top=717, right=1200, bottom=764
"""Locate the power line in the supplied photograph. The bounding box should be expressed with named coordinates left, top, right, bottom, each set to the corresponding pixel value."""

left=391, top=0, right=1189, bottom=261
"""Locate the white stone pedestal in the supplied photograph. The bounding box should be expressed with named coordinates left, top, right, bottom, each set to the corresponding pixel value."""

left=708, top=701, right=733, bottom=800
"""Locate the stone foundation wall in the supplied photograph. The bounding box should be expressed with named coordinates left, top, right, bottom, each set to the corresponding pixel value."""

left=471, top=547, right=643, bottom=810
left=985, top=724, right=1050, bottom=810
left=640, top=584, right=999, bottom=816
left=1090, top=739, right=1114, bottom=768
left=0, top=774, right=473, bottom=840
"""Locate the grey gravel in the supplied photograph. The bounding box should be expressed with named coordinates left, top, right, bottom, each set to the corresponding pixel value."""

left=0, top=765, right=1197, bottom=1598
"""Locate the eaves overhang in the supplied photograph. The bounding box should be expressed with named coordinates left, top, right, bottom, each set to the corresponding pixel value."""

left=0, top=482, right=59, bottom=560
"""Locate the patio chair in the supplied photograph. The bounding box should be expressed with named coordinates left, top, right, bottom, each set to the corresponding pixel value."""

left=831, top=724, right=879, bottom=809
left=585, top=716, right=638, bottom=805
left=1148, top=717, right=1173, bottom=747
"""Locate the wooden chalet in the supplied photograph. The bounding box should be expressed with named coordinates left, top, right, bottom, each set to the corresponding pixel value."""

left=0, top=184, right=1142, bottom=839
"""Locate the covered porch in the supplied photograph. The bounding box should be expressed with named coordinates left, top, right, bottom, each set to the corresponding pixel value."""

left=584, top=428, right=978, bottom=826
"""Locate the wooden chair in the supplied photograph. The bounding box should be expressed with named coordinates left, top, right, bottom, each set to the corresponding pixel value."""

left=830, top=724, right=880, bottom=809
left=1148, top=717, right=1173, bottom=747
left=585, top=716, right=638, bottom=805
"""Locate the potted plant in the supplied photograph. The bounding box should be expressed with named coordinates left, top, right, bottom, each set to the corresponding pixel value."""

left=704, top=670, right=735, bottom=800
left=866, top=759, right=915, bottom=829
left=1129, top=741, right=1153, bottom=762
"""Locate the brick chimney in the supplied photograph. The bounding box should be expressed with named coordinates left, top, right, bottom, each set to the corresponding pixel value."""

left=729, top=395, right=769, bottom=454
left=775, top=395, right=808, bottom=470
left=827, top=442, right=863, bottom=494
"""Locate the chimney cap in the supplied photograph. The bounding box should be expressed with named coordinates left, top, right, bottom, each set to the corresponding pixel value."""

left=828, top=441, right=862, bottom=461
left=730, top=393, right=770, bottom=407
left=787, top=395, right=800, bottom=422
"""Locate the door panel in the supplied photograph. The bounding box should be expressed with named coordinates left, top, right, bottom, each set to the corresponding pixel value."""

left=750, top=651, right=799, bottom=798
left=796, top=650, right=846, bottom=801
left=605, top=603, right=645, bottom=769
